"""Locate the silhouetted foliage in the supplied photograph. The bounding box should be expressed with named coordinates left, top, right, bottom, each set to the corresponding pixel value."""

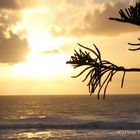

left=109, top=1, right=140, bottom=51
left=67, top=1, right=140, bottom=99
left=66, top=44, right=140, bottom=99
left=109, top=1, right=140, bottom=26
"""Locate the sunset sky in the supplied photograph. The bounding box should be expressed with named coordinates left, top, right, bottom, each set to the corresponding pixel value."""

left=0, top=0, right=139, bottom=95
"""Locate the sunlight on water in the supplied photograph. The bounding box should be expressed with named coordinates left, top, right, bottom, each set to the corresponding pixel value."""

left=1, top=129, right=140, bottom=140
left=0, top=95, right=140, bottom=139
left=18, top=131, right=52, bottom=139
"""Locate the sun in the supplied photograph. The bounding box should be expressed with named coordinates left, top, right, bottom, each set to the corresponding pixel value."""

left=12, top=53, right=68, bottom=78
left=10, top=5, right=74, bottom=78
left=11, top=31, right=69, bottom=78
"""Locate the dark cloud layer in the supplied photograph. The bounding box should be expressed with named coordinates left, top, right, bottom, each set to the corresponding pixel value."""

left=0, top=32, right=30, bottom=63
left=0, top=0, right=30, bottom=63
left=0, top=0, right=38, bottom=10
left=0, top=0, right=19, bottom=10
left=0, top=15, right=29, bottom=64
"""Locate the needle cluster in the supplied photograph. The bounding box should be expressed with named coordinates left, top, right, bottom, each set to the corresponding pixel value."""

left=67, top=43, right=126, bottom=99
left=109, top=1, right=140, bottom=51
left=109, top=1, right=140, bottom=26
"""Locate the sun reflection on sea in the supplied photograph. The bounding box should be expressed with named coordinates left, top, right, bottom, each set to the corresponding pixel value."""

left=18, top=131, right=52, bottom=139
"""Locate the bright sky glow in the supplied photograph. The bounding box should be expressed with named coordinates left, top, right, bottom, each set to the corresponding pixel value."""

left=0, top=0, right=139, bottom=95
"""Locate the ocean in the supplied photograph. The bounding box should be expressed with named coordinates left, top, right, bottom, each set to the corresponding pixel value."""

left=0, top=95, right=140, bottom=140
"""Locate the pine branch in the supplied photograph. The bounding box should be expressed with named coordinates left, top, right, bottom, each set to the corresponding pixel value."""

left=109, top=1, right=140, bottom=51
left=109, top=1, right=140, bottom=26
left=66, top=43, right=140, bottom=99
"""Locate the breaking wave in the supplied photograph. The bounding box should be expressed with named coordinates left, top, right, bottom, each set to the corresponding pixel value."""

left=0, top=116, right=140, bottom=130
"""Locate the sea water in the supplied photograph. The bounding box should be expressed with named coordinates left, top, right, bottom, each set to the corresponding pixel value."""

left=0, top=95, right=140, bottom=139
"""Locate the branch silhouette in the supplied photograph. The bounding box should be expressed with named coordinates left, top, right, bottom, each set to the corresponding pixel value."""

left=66, top=43, right=140, bottom=99
left=67, top=1, right=140, bottom=99
left=109, top=1, right=140, bottom=51
left=109, top=1, right=140, bottom=26
left=128, top=38, right=140, bottom=51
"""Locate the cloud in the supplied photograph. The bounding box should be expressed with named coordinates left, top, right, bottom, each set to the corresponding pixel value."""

left=0, top=0, right=39, bottom=10
left=71, top=0, right=139, bottom=36
left=50, top=0, right=139, bottom=36
left=0, top=1, right=34, bottom=64
left=0, top=32, right=30, bottom=63
left=0, top=0, right=19, bottom=10
left=17, top=0, right=40, bottom=10
left=1, top=0, right=138, bottom=38
left=1, top=0, right=138, bottom=43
